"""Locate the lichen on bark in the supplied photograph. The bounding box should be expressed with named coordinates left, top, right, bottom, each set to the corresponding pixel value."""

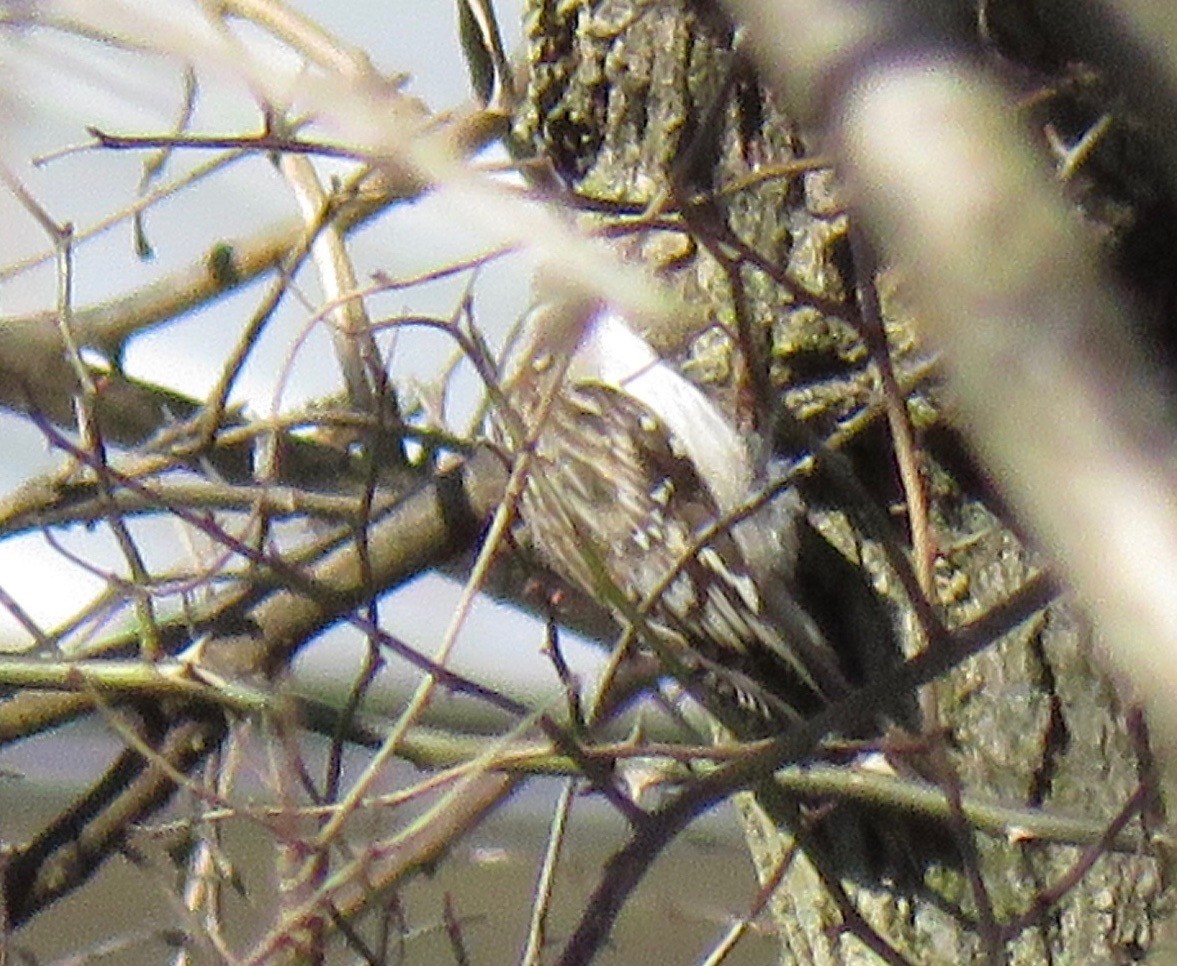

left=515, top=1, right=1170, bottom=961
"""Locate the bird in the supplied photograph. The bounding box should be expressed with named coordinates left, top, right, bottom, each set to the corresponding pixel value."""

left=486, top=292, right=879, bottom=737
left=485, top=291, right=957, bottom=887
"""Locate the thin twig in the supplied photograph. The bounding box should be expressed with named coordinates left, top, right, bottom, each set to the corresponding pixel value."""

left=521, top=780, right=576, bottom=966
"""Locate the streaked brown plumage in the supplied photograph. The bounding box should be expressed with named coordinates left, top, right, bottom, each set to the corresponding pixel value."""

left=488, top=297, right=954, bottom=887
left=489, top=300, right=856, bottom=733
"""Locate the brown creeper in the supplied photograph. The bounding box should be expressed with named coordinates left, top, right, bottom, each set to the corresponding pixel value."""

left=489, top=296, right=864, bottom=733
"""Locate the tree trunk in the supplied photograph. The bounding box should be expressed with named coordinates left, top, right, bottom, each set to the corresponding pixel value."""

left=516, top=1, right=1169, bottom=961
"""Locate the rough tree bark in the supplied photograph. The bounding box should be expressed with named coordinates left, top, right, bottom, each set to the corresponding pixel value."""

left=0, top=3, right=1171, bottom=959
left=515, top=1, right=1170, bottom=962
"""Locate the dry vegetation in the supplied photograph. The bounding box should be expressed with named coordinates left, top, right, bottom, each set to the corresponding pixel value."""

left=0, top=1, right=1175, bottom=963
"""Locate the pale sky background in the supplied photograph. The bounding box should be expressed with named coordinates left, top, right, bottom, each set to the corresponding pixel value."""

left=0, top=0, right=612, bottom=723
